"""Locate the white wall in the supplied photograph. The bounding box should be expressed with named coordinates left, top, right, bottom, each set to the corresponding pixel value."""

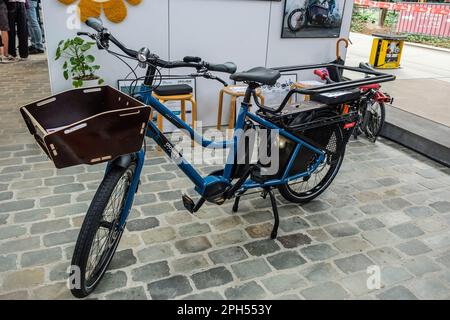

left=42, top=0, right=354, bottom=126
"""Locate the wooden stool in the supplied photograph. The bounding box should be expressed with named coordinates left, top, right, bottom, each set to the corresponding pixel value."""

left=217, top=85, right=265, bottom=130
left=152, top=84, right=197, bottom=132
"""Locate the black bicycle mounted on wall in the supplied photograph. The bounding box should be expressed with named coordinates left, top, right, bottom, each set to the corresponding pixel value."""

left=288, top=0, right=341, bottom=32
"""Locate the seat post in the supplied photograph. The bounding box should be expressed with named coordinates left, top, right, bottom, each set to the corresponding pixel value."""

left=243, top=82, right=258, bottom=104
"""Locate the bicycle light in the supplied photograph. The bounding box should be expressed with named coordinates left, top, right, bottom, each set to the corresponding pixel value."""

left=137, top=47, right=151, bottom=68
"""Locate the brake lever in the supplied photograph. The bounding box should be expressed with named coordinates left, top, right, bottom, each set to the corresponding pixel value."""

left=77, top=32, right=96, bottom=41
left=203, top=72, right=228, bottom=86
left=91, top=32, right=107, bottom=50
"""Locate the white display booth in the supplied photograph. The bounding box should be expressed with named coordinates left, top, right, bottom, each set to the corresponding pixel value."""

left=42, top=0, right=354, bottom=127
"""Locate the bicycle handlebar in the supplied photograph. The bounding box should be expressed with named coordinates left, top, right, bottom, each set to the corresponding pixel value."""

left=82, top=18, right=236, bottom=76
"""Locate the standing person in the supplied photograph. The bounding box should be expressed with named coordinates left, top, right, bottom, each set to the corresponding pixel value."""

left=7, top=0, right=28, bottom=60
left=27, top=0, right=43, bottom=54
left=0, top=0, right=15, bottom=63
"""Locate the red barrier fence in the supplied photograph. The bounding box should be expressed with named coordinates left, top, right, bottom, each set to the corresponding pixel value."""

left=396, top=3, right=450, bottom=37
left=354, top=1, right=450, bottom=37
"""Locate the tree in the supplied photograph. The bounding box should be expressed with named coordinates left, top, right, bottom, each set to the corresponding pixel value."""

left=379, top=0, right=394, bottom=27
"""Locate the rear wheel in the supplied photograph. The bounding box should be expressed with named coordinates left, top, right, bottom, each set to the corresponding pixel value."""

left=278, top=123, right=345, bottom=203
left=353, top=104, right=366, bottom=139
left=288, top=9, right=307, bottom=32
left=70, top=162, right=136, bottom=298
left=363, top=100, right=385, bottom=142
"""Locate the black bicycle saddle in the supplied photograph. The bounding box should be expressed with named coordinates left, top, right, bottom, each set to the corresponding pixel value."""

left=230, top=67, right=281, bottom=86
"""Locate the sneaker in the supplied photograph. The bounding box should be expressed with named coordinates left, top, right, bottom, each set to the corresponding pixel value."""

left=0, top=56, right=17, bottom=64
left=7, top=55, right=19, bottom=62
left=29, top=47, right=44, bottom=55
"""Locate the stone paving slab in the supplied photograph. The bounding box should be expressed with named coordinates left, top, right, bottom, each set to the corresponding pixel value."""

left=0, top=58, right=450, bottom=300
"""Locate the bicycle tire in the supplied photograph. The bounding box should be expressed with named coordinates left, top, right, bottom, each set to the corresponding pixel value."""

left=353, top=104, right=366, bottom=139
left=70, top=162, right=136, bottom=298
left=363, top=100, right=385, bottom=141
left=287, top=9, right=306, bottom=32
left=278, top=123, right=345, bottom=203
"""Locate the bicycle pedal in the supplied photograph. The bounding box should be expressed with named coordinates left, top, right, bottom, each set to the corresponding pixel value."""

left=182, top=194, right=195, bottom=213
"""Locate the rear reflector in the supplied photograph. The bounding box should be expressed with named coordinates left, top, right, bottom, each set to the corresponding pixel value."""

left=344, top=122, right=356, bottom=129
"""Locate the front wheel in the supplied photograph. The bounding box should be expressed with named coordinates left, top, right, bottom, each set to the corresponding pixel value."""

left=70, top=161, right=136, bottom=298
left=278, top=123, right=345, bottom=203
left=288, top=9, right=307, bottom=32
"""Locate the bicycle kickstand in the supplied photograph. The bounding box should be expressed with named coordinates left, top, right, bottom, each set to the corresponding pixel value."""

left=232, top=196, right=240, bottom=213
left=262, top=188, right=280, bottom=239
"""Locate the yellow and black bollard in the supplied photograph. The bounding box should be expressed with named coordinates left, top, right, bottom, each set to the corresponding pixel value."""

left=369, top=33, right=406, bottom=69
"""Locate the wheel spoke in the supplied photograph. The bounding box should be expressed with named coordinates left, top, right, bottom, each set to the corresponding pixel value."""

left=284, top=125, right=342, bottom=198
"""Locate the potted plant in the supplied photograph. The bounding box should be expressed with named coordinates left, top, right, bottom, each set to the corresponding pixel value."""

left=55, top=37, right=104, bottom=88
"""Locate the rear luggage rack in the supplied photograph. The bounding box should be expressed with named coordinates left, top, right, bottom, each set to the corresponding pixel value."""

left=255, top=62, right=395, bottom=116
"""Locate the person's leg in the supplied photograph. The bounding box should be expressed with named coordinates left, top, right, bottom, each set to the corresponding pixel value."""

left=1, top=31, right=8, bottom=57
left=0, top=2, right=9, bottom=57
left=16, top=2, right=29, bottom=59
left=27, top=1, right=43, bottom=51
left=7, top=2, right=17, bottom=57
left=37, top=0, right=45, bottom=43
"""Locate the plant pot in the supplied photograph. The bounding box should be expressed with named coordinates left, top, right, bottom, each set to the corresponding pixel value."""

left=81, top=79, right=102, bottom=88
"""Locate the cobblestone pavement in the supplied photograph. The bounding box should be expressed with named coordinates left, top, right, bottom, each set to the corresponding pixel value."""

left=1, top=58, right=450, bottom=300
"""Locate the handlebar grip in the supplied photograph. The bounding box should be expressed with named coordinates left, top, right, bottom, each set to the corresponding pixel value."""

left=77, top=32, right=90, bottom=36
left=183, top=56, right=202, bottom=63
left=86, top=18, right=105, bottom=33
left=313, top=69, right=329, bottom=81
left=206, top=62, right=237, bottom=74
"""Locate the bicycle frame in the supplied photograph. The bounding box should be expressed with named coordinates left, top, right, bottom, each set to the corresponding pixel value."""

left=113, top=62, right=395, bottom=227
left=117, top=86, right=325, bottom=227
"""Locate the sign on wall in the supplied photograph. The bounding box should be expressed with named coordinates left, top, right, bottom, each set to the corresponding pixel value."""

left=281, top=0, right=346, bottom=38
left=260, top=73, right=298, bottom=107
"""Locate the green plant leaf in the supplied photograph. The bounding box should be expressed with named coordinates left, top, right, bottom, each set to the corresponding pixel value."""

left=63, top=70, right=69, bottom=80
left=63, top=61, right=68, bottom=69
left=81, top=43, right=92, bottom=51
left=73, top=37, right=84, bottom=46
left=58, top=40, right=64, bottom=46
left=55, top=47, right=61, bottom=60
left=73, top=79, right=83, bottom=88
left=85, top=55, right=95, bottom=63
left=98, top=79, right=104, bottom=85
left=63, top=40, right=71, bottom=50
left=92, top=65, right=101, bottom=70
left=70, top=57, right=77, bottom=65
